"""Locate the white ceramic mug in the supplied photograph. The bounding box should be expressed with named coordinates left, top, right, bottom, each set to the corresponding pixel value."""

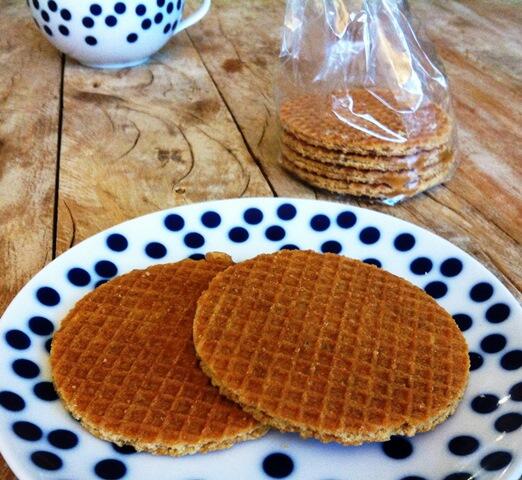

left=27, top=0, right=211, bottom=68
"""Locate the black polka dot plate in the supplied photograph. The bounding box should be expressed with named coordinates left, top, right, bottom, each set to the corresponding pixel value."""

left=0, top=198, right=520, bottom=480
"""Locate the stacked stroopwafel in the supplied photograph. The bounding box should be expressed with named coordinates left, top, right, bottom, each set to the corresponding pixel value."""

left=279, top=89, right=456, bottom=199
left=193, top=250, right=470, bottom=445
left=50, top=253, right=267, bottom=456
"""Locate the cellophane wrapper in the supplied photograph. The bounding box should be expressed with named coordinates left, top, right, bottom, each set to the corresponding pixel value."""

left=277, top=0, right=458, bottom=205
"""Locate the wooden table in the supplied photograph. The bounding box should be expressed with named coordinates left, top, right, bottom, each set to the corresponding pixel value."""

left=1, top=0, right=521, bottom=477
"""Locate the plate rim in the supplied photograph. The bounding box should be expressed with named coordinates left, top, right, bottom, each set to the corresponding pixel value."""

left=1, top=197, right=520, bottom=480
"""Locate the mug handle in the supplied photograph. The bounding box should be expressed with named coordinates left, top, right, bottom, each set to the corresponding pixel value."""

left=174, top=0, right=211, bottom=34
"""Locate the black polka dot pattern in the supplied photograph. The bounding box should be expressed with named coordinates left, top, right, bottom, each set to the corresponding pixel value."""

left=410, top=257, right=432, bottom=275
left=184, top=232, right=205, bottom=248
left=262, top=452, right=294, bottom=478
left=500, top=349, right=522, bottom=370
left=164, top=213, right=184, bottom=231
left=480, top=450, right=512, bottom=471
left=127, top=33, right=138, bottom=43
left=277, top=203, right=296, bottom=220
left=112, top=443, right=136, bottom=454
left=468, top=351, right=484, bottom=371
left=48, top=429, right=79, bottom=449
left=60, top=8, right=71, bottom=20
left=452, top=313, right=472, bottom=332
left=106, top=233, right=128, bottom=252
left=5, top=330, right=31, bottom=350
left=12, top=359, right=40, bottom=379
left=471, top=393, right=499, bottom=414
left=36, top=286, right=60, bottom=306
left=90, top=4, right=102, bottom=15
left=447, top=435, right=479, bottom=456
left=85, top=35, right=97, bottom=45
left=145, top=242, right=167, bottom=259
left=480, top=333, right=507, bottom=354
left=94, top=459, right=127, bottom=479
left=265, top=226, right=285, bottom=241
left=33, top=381, right=58, bottom=401
left=280, top=244, right=299, bottom=251
left=470, top=282, right=494, bottom=302
left=45, top=337, right=53, bottom=354
left=494, top=412, right=522, bottom=433
left=67, top=267, right=91, bottom=287
left=95, top=260, right=118, bottom=278
left=394, top=233, right=415, bottom=251
left=485, top=302, right=510, bottom=323
left=509, top=382, right=522, bottom=401
left=28, top=316, right=53, bottom=336
left=440, top=258, right=463, bottom=277
left=105, top=15, right=117, bottom=26
left=201, top=211, right=221, bottom=228
left=310, top=214, right=330, bottom=231
left=424, top=280, right=448, bottom=299
left=381, top=436, right=413, bottom=459
left=363, top=258, right=381, bottom=268
left=442, top=473, right=473, bottom=480
left=114, top=2, right=126, bottom=14
left=229, top=227, right=249, bottom=243
left=336, top=211, right=356, bottom=228
left=321, top=240, right=342, bottom=254
left=82, top=16, right=95, bottom=28
left=12, top=421, right=42, bottom=441
left=31, top=450, right=63, bottom=471
left=359, top=226, right=380, bottom=244
left=0, top=391, right=25, bottom=411
left=245, top=207, right=264, bottom=224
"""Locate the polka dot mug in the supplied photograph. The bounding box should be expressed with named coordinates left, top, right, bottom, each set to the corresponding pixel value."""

left=27, top=0, right=211, bottom=68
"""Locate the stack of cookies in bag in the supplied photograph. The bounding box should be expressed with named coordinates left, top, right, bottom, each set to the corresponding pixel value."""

left=279, top=88, right=455, bottom=200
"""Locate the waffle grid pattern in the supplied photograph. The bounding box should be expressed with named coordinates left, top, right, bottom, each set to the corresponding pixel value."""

left=279, top=89, right=452, bottom=156
left=280, top=156, right=452, bottom=197
left=194, top=250, right=469, bottom=444
left=281, top=131, right=445, bottom=171
left=51, top=258, right=264, bottom=455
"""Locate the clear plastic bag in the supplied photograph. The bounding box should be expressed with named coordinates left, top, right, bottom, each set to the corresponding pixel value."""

left=277, top=0, right=457, bottom=205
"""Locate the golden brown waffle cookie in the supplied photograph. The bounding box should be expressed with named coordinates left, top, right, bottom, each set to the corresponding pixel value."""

left=194, top=250, right=469, bottom=445
left=279, top=89, right=452, bottom=156
left=281, top=144, right=449, bottom=184
left=282, top=131, right=448, bottom=172
left=281, top=154, right=454, bottom=198
left=51, top=254, right=267, bottom=456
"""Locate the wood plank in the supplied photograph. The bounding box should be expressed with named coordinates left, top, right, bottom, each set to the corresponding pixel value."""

left=188, top=0, right=521, bottom=299
left=186, top=0, right=312, bottom=198
left=0, top=0, right=62, bottom=477
left=56, top=31, right=272, bottom=253
left=412, top=0, right=522, bottom=82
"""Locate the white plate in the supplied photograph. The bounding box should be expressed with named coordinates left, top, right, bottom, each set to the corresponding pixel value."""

left=0, top=198, right=520, bottom=480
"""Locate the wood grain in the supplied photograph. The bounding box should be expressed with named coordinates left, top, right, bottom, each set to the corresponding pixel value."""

left=0, top=0, right=62, bottom=477
left=55, top=31, right=272, bottom=253
left=188, top=0, right=522, bottom=299
left=1, top=0, right=521, bottom=478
